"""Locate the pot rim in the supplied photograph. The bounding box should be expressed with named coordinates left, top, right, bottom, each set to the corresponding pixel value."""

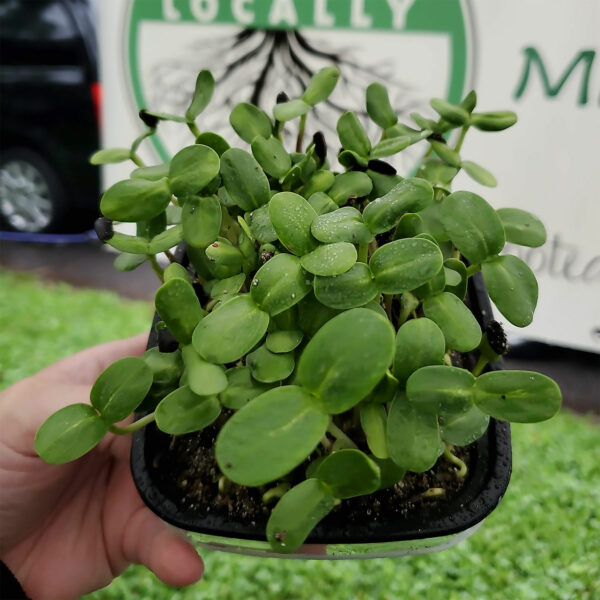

left=131, top=417, right=511, bottom=544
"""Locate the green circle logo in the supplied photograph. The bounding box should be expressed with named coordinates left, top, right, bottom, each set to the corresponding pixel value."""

left=126, top=0, right=472, bottom=162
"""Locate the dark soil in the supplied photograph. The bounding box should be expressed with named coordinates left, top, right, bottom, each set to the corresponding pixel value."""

left=149, top=409, right=472, bottom=530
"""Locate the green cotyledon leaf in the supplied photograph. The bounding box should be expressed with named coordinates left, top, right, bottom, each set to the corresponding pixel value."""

left=209, top=273, right=246, bottom=299
left=386, top=392, right=442, bottom=473
left=417, top=158, right=457, bottom=188
left=230, top=102, right=272, bottom=143
left=90, top=148, right=131, bottom=165
left=251, top=136, right=291, bottom=179
left=155, top=386, right=220, bottom=435
left=265, top=330, right=304, bottom=354
left=193, top=295, right=269, bottom=364
left=302, top=171, right=335, bottom=199
left=473, top=370, right=561, bottom=423
left=461, top=160, right=497, bottom=188
left=181, top=344, right=227, bottom=396
left=138, top=209, right=169, bottom=239
left=439, top=404, right=490, bottom=446
left=204, top=237, right=243, bottom=279
left=246, top=204, right=278, bottom=244
left=366, top=370, right=398, bottom=404
left=393, top=318, right=446, bottom=386
left=168, top=145, right=220, bottom=197
left=100, top=178, right=171, bottom=223
left=300, top=242, right=357, bottom=277
left=337, top=111, right=371, bottom=156
left=155, top=277, right=204, bottom=344
left=443, top=258, right=468, bottom=299
left=272, top=98, right=311, bottom=122
left=496, top=208, right=547, bottom=248
left=90, top=357, right=153, bottom=423
left=250, top=253, right=312, bottom=316
left=430, top=98, right=470, bottom=125
left=195, top=132, right=230, bottom=156
left=297, top=308, right=395, bottom=413
left=267, top=479, right=335, bottom=554
left=315, top=449, right=381, bottom=498
left=215, top=386, right=328, bottom=486
left=423, top=292, right=481, bottom=352
left=272, top=305, right=298, bottom=331
left=148, top=224, right=184, bottom=254
left=311, top=207, right=373, bottom=245
left=113, top=252, right=146, bottom=272
left=406, top=365, right=476, bottom=414
left=35, top=404, right=108, bottom=464
left=220, top=366, right=272, bottom=410
left=142, top=347, right=182, bottom=385
left=302, top=66, right=340, bottom=105
left=327, top=171, right=373, bottom=206
left=105, top=233, right=148, bottom=254
left=269, top=192, right=318, bottom=256
left=373, top=456, right=406, bottom=490
left=163, top=263, right=189, bottom=283
left=181, top=195, right=221, bottom=248
left=394, top=213, right=424, bottom=239
left=296, top=292, right=340, bottom=337
left=369, top=238, right=443, bottom=294
left=220, top=148, right=270, bottom=211
left=362, top=178, right=434, bottom=235
left=430, top=141, right=461, bottom=168
left=185, top=69, right=215, bottom=121
left=470, top=110, right=517, bottom=131
left=481, top=254, right=538, bottom=327
left=366, top=82, right=397, bottom=129
left=443, top=267, right=462, bottom=287
left=369, top=136, right=412, bottom=159
left=246, top=343, right=295, bottom=383
left=359, top=404, right=389, bottom=459
left=440, top=191, right=505, bottom=264
left=460, top=89, right=477, bottom=112
left=313, top=262, right=378, bottom=309
left=366, top=169, right=403, bottom=198
left=131, top=162, right=171, bottom=181
left=412, top=264, right=446, bottom=299
left=339, top=149, right=368, bottom=169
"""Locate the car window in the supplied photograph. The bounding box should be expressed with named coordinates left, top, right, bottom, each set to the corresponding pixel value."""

left=0, top=0, right=85, bottom=66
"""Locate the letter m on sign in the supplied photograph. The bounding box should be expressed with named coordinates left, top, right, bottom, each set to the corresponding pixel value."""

left=514, top=47, right=595, bottom=106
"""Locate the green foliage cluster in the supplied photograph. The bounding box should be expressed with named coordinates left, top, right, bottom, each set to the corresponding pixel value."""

left=36, top=67, right=561, bottom=553
left=0, top=271, right=152, bottom=391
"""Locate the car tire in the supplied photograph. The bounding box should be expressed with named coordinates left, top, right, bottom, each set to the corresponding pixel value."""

left=0, top=147, right=70, bottom=234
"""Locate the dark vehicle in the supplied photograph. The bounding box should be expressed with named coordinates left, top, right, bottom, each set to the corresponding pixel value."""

left=0, top=0, right=99, bottom=233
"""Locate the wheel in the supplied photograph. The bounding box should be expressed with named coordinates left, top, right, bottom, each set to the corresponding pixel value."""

left=0, top=147, right=67, bottom=233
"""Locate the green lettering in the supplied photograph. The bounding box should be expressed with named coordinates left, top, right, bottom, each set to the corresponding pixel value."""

left=514, top=47, right=595, bottom=106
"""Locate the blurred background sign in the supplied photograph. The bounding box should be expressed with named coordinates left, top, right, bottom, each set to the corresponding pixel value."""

left=99, top=0, right=599, bottom=354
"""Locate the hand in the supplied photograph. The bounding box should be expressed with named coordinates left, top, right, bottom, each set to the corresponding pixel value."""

left=0, top=336, right=203, bottom=600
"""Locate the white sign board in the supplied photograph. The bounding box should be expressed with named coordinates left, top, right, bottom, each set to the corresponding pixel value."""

left=98, top=0, right=600, bottom=353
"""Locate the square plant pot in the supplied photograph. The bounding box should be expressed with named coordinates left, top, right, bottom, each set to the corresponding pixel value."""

left=130, top=270, right=512, bottom=559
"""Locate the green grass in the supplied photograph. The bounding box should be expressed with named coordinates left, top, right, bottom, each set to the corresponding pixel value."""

left=1, top=269, right=598, bottom=599
left=0, top=269, right=153, bottom=389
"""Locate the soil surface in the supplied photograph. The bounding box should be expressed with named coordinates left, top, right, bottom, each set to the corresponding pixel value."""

left=150, top=410, right=472, bottom=530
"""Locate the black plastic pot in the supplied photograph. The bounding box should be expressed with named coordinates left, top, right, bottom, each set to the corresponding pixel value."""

left=131, top=272, right=512, bottom=559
